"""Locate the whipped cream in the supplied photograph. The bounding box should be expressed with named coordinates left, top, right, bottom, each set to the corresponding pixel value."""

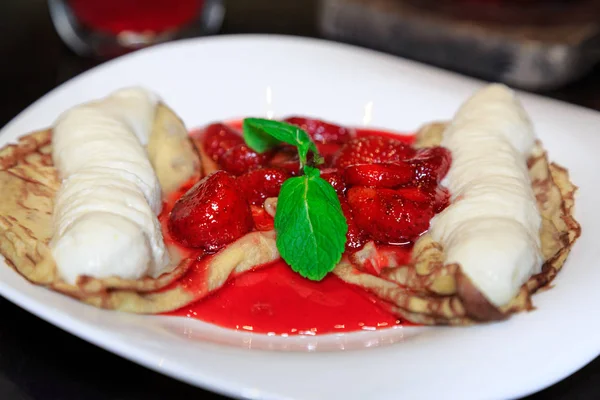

left=50, top=87, right=170, bottom=284
left=429, top=84, right=543, bottom=307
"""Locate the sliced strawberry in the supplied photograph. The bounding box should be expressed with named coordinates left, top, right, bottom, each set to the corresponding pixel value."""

left=409, top=146, right=452, bottom=184
left=200, top=123, right=244, bottom=162
left=168, top=170, right=253, bottom=251
left=344, top=162, right=413, bottom=188
left=284, top=116, right=354, bottom=144
left=219, top=144, right=270, bottom=176
left=339, top=196, right=367, bottom=250
left=395, top=185, right=450, bottom=213
left=347, top=187, right=434, bottom=243
left=237, top=167, right=289, bottom=205
left=394, top=186, right=431, bottom=203
left=320, top=168, right=346, bottom=195
left=333, top=136, right=416, bottom=169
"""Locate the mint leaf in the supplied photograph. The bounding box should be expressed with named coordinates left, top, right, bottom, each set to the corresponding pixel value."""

left=243, top=118, right=322, bottom=167
left=243, top=117, right=347, bottom=281
left=242, top=118, right=283, bottom=153
left=303, top=165, right=320, bottom=178
left=274, top=170, right=348, bottom=281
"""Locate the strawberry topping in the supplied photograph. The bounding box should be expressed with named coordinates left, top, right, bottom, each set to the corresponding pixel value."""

left=188, top=121, right=452, bottom=253
left=200, top=123, right=244, bottom=162
left=220, top=144, right=270, bottom=176
left=339, top=196, right=367, bottom=250
left=320, top=168, right=347, bottom=195
left=237, top=168, right=290, bottom=205
left=347, top=187, right=434, bottom=243
left=395, top=186, right=451, bottom=214
left=168, top=170, right=253, bottom=251
left=409, top=146, right=452, bottom=184
left=284, top=116, right=354, bottom=144
left=333, top=136, right=416, bottom=169
left=344, top=162, right=413, bottom=188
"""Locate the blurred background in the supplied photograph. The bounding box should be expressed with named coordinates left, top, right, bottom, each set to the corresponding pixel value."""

left=3, top=0, right=600, bottom=128
left=1, top=1, right=600, bottom=399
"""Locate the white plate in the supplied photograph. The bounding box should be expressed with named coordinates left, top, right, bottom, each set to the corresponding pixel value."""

left=1, top=35, right=598, bottom=400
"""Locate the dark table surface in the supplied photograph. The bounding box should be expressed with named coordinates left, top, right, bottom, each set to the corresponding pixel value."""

left=0, top=1, right=599, bottom=399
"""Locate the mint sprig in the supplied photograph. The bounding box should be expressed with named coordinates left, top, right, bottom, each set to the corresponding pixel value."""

left=242, top=118, right=347, bottom=281
left=243, top=118, right=323, bottom=169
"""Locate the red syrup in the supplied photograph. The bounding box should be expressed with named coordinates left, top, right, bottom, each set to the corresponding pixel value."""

left=167, top=259, right=402, bottom=335
left=162, top=119, right=431, bottom=335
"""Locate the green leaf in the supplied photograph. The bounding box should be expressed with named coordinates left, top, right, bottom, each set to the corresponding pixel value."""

left=243, top=118, right=346, bottom=281
left=274, top=171, right=348, bottom=281
left=242, top=118, right=283, bottom=153
left=303, top=165, right=320, bottom=178
left=243, top=118, right=322, bottom=167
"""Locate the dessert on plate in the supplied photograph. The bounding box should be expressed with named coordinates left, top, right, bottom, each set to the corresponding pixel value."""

left=0, top=83, right=580, bottom=334
left=0, top=89, right=202, bottom=312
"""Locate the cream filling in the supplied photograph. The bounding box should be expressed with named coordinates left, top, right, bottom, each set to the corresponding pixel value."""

left=50, top=87, right=170, bottom=284
left=429, top=84, right=543, bottom=307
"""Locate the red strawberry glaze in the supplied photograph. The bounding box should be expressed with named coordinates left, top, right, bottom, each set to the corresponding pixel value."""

left=167, top=259, right=403, bottom=335
left=166, top=118, right=447, bottom=335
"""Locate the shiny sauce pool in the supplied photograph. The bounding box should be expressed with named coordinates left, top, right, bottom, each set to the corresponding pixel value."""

left=167, top=259, right=402, bottom=335
left=161, top=122, right=417, bottom=335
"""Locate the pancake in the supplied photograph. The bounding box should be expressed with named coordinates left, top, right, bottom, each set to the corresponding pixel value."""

left=333, top=122, right=581, bottom=324
left=0, top=103, right=204, bottom=313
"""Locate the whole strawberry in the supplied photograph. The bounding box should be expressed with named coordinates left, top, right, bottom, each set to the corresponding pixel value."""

left=168, top=170, right=253, bottom=251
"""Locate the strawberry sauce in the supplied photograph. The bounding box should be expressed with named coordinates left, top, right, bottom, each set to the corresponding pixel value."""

left=167, top=259, right=400, bottom=335
left=161, top=117, right=447, bottom=335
